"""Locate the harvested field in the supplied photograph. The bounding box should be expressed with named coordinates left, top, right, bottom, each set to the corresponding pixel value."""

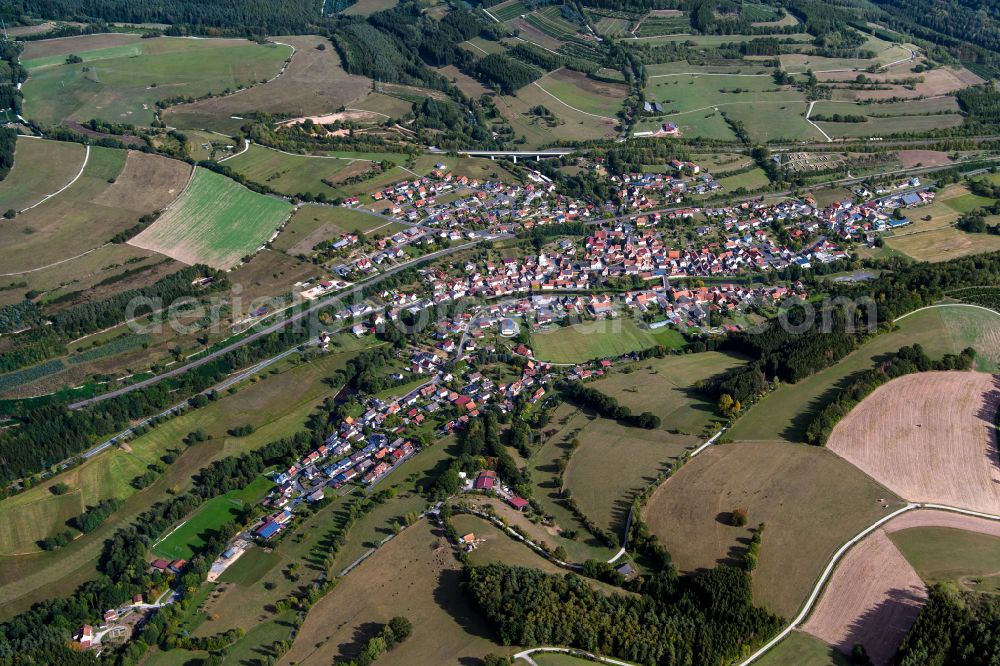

left=91, top=150, right=191, bottom=210
left=20, top=32, right=140, bottom=61
left=823, top=66, right=984, bottom=101
left=280, top=520, right=507, bottom=665
left=886, top=225, right=1000, bottom=262
left=800, top=530, right=926, bottom=666
left=827, top=371, right=1000, bottom=514
left=164, top=35, right=371, bottom=133
left=510, top=21, right=565, bottom=51
left=642, top=441, right=903, bottom=617
left=884, top=509, right=1000, bottom=537
left=0, top=137, right=86, bottom=213
left=897, top=149, right=954, bottom=169
left=130, top=167, right=292, bottom=269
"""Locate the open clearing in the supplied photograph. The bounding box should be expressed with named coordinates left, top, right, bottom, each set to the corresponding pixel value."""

left=728, top=305, right=1000, bottom=442
left=130, top=167, right=293, bottom=269
left=0, top=137, right=86, bottom=213
left=642, top=441, right=903, bottom=618
left=274, top=204, right=403, bottom=255
left=222, top=144, right=358, bottom=199
left=534, top=69, right=626, bottom=119
left=827, top=371, right=1000, bottom=514
left=587, top=351, right=742, bottom=435
left=564, top=413, right=699, bottom=536
left=280, top=520, right=507, bottom=665
left=530, top=318, right=671, bottom=363
left=22, top=35, right=291, bottom=126
left=162, top=35, right=370, bottom=133
left=800, top=529, right=926, bottom=666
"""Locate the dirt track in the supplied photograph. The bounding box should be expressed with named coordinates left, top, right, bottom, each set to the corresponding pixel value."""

left=827, top=371, right=1000, bottom=514
left=883, top=509, right=1000, bottom=537
left=801, top=529, right=926, bottom=666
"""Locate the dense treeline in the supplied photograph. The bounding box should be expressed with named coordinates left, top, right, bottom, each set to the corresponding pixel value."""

left=560, top=381, right=661, bottom=428
left=804, top=344, right=976, bottom=445
left=71, top=497, right=123, bottom=533
left=701, top=250, right=1000, bottom=409
left=466, top=563, right=782, bottom=665
left=11, top=0, right=320, bottom=34
left=0, top=128, right=16, bottom=181
left=897, top=584, right=1000, bottom=665
left=472, top=54, right=543, bottom=94
left=461, top=410, right=527, bottom=490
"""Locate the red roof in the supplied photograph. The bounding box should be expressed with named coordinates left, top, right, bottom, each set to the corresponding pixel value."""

left=507, top=496, right=529, bottom=509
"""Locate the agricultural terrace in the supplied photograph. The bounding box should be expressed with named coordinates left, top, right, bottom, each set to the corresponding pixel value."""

left=588, top=351, right=743, bottom=435
left=0, top=147, right=189, bottom=278
left=22, top=34, right=291, bottom=126
left=0, top=344, right=373, bottom=618
left=0, top=137, right=86, bottom=213
left=533, top=69, right=627, bottom=119
left=887, top=510, right=1000, bottom=591
left=530, top=318, right=683, bottom=364
left=152, top=476, right=274, bottom=561
left=130, top=167, right=293, bottom=270
left=642, top=441, right=903, bottom=617
left=274, top=204, right=404, bottom=256
left=161, top=35, right=370, bottom=134
left=727, top=304, right=1000, bottom=442
left=827, top=371, right=1000, bottom=514
left=800, top=529, right=926, bottom=666
left=281, top=520, right=509, bottom=665
left=810, top=97, right=963, bottom=139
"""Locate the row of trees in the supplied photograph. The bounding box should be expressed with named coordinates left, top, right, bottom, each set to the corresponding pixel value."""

left=560, top=381, right=661, bottom=429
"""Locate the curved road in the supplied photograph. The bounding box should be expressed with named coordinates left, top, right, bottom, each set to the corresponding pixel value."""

left=68, top=237, right=497, bottom=410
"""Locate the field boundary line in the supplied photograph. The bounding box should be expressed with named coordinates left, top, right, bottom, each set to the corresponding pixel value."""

left=805, top=101, right=833, bottom=143
left=0, top=242, right=111, bottom=277
left=531, top=80, right=617, bottom=121
left=893, top=302, right=1000, bottom=323
left=19, top=144, right=90, bottom=213
left=739, top=502, right=1000, bottom=665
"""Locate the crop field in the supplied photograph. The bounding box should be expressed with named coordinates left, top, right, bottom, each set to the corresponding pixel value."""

left=22, top=35, right=291, bottom=126
left=884, top=186, right=1000, bottom=261
left=130, top=167, right=292, bottom=269
left=727, top=305, right=1000, bottom=442
left=283, top=520, right=508, bottom=665
left=343, top=0, right=400, bottom=15
left=0, top=146, right=191, bottom=281
left=163, top=35, right=370, bottom=133
left=524, top=7, right=583, bottom=42
left=827, top=371, right=1000, bottom=514
left=800, top=529, right=926, bottom=666
left=152, top=476, right=274, bottom=560
left=492, top=0, right=530, bottom=21
left=815, top=114, right=963, bottom=139
left=534, top=69, right=627, bottom=118
left=564, top=414, right=699, bottom=536
left=592, top=16, right=631, bottom=37
left=588, top=351, right=742, bottom=435
left=275, top=204, right=402, bottom=255
left=823, top=65, right=984, bottom=102
left=634, top=13, right=688, bottom=37
left=530, top=318, right=661, bottom=363
left=0, top=137, right=85, bottom=213
left=0, top=346, right=372, bottom=618
left=756, top=631, right=851, bottom=666
left=642, top=441, right=903, bottom=618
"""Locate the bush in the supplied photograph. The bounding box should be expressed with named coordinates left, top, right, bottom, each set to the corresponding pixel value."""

left=730, top=508, right=748, bottom=526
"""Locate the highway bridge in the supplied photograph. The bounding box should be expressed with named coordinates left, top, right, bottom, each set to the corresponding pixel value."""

left=428, top=147, right=574, bottom=162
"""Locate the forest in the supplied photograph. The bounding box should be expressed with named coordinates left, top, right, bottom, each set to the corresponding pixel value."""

left=896, top=584, right=1000, bottom=665
left=466, top=562, right=782, bottom=665
left=8, top=0, right=321, bottom=34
